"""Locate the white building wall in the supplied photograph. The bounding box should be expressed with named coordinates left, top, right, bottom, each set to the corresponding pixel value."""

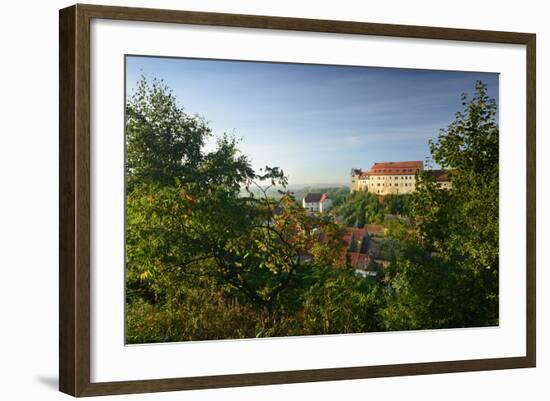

left=367, top=174, right=416, bottom=195
left=302, top=200, right=321, bottom=212
left=302, top=198, right=332, bottom=213
left=350, top=169, right=450, bottom=195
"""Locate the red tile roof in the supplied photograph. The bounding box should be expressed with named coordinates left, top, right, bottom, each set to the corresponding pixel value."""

left=348, top=252, right=370, bottom=269
left=346, top=227, right=367, bottom=239
left=341, top=232, right=353, bottom=248
left=426, top=169, right=450, bottom=181
left=353, top=161, right=424, bottom=178
left=369, top=160, right=423, bottom=176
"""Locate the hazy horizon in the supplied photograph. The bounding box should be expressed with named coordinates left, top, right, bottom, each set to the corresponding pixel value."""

left=126, top=56, right=499, bottom=187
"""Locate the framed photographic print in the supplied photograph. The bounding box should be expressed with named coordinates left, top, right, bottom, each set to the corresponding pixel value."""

left=59, top=4, right=536, bottom=397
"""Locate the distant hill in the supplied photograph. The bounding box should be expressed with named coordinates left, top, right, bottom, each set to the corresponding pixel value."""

left=290, top=186, right=349, bottom=206
left=241, top=185, right=349, bottom=204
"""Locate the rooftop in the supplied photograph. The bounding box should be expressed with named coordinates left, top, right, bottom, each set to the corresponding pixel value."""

left=348, top=252, right=370, bottom=269
left=372, top=161, right=423, bottom=169
left=426, top=169, right=450, bottom=181
left=364, top=224, right=385, bottom=235
left=369, top=160, right=423, bottom=176
left=303, top=193, right=330, bottom=203
left=352, top=161, right=425, bottom=177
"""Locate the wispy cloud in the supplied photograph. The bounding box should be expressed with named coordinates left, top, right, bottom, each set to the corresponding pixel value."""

left=126, top=56, right=498, bottom=187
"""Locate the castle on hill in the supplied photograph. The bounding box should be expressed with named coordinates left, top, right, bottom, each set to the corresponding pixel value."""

left=350, top=161, right=450, bottom=195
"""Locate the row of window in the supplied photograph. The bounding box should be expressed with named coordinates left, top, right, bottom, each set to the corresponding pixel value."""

left=360, top=175, right=414, bottom=181
left=375, top=168, right=415, bottom=173
left=376, top=175, right=413, bottom=180
left=360, top=182, right=413, bottom=187
left=376, top=183, right=411, bottom=187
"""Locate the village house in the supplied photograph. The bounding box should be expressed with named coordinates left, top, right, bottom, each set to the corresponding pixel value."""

left=341, top=228, right=378, bottom=277
left=350, top=160, right=451, bottom=194
left=302, top=193, right=333, bottom=213
left=314, top=225, right=384, bottom=277
left=426, top=169, right=452, bottom=190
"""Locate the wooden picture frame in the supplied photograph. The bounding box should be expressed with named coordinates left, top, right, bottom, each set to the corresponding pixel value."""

left=59, top=3, right=536, bottom=397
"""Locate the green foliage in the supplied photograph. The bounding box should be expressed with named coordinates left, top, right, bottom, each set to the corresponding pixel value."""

left=301, top=267, right=385, bottom=334
left=126, top=77, right=254, bottom=191
left=125, top=77, right=499, bottom=343
left=332, top=191, right=381, bottom=226
left=125, top=76, right=379, bottom=342
left=382, top=194, right=413, bottom=216
left=381, top=81, right=499, bottom=329
left=126, top=264, right=385, bottom=343
left=331, top=192, right=412, bottom=227
left=126, top=178, right=348, bottom=310
left=126, top=290, right=302, bottom=343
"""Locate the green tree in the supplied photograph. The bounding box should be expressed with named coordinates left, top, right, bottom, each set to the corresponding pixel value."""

left=381, top=194, right=412, bottom=216
left=301, top=266, right=384, bottom=334
left=125, top=77, right=255, bottom=190
left=127, top=181, right=345, bottom=311
left=125, top=77, right=346, bottom=321
left=331, top=191, right=410, bottom=227
left=332, top=191, right=374, bottom=226
left=382, top=81, right=499, bottom=330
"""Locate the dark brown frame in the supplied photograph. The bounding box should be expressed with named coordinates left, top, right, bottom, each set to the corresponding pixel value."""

left=59, top=3, right=536, bottom=397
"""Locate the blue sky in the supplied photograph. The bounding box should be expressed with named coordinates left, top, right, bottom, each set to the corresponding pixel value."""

left=126, top=56, right=498, bottom=187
